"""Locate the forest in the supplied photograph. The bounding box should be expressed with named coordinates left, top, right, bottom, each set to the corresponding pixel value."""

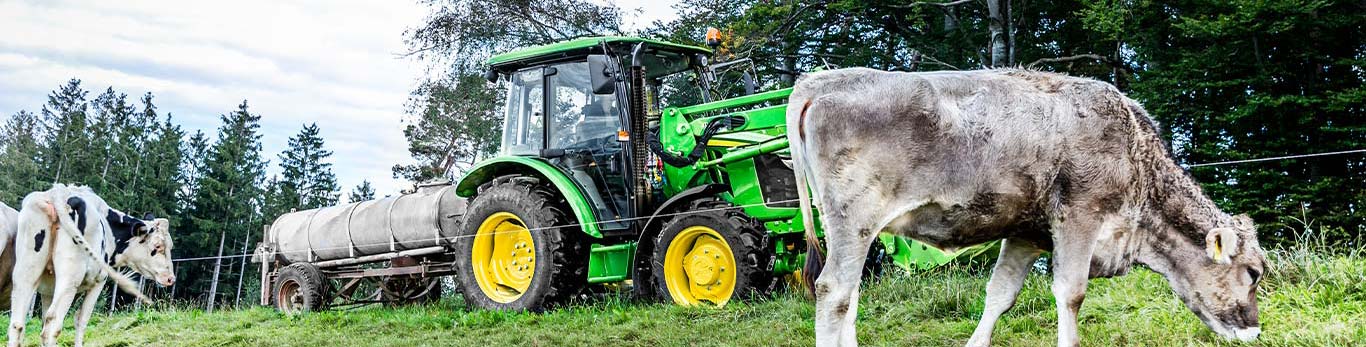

left=1, top=0, right=1361, bottom=309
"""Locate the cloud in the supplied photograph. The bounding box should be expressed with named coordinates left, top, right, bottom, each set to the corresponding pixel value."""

left=0, top=0, right=682, bottom=202
left=0, top=0, right=427, bottom=196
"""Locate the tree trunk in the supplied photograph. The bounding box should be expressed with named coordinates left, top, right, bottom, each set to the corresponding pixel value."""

left=1006, top=0, right=1015, bottom=65
left=987, top=0, right=1008, bottom=67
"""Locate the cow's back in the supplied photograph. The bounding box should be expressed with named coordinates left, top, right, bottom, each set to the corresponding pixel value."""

left=791, top=68, right=1150, bottom=249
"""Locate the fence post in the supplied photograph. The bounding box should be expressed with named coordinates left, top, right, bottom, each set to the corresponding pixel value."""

left=259, top=225, right=271, bottom=306
left=207, top=231, right=226, bottom=313
left=107, top=281, right=117, bottom=314
left=234, top=237, right=249, bottom=308
left=134, top=277, right=145, bottom=311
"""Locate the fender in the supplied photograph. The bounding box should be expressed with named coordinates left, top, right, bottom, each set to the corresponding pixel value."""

left=456, top=156, right=603, bottom=238
left=629, top=183, right=728, bottom=299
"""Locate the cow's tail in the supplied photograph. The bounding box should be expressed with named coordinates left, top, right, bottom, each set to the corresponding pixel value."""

left=46, top=197, right=151, bottom=304
left=788, top=97, right=824, bottom=298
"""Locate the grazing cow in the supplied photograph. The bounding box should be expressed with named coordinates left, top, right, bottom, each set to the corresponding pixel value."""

left=787, top=68, right=1266, bottom=347
left=7, top=184, right=176, bottom=347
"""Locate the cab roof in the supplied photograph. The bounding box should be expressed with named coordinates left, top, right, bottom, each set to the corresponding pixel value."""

left=487, top=36, right=711, bottom=71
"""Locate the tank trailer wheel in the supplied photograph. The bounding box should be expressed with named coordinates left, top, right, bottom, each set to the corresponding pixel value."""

left=274, top=262, right=329, bottom=315
left=454, top=178, right=588, bottom=312
left=652, top=200, right=775, bottom=307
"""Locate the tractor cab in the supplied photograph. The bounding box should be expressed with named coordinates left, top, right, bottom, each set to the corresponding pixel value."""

left=485, top=37, right=712, bottom=235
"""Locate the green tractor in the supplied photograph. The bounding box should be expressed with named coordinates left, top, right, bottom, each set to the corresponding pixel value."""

left=452, top=36, right=982, bottom=311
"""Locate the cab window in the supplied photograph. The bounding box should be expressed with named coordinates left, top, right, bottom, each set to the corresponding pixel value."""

left=501, top=68, right=544, bottom=155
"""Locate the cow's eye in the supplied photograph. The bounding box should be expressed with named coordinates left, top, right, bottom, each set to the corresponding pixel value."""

left=1246, top=267, right=1261, bottom=284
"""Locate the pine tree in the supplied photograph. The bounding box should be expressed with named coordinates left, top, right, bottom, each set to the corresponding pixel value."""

left=0, top=111, right=47, bottom=205
left=178, top=130, right=211, bottom=229
left=348, top=180, right=376, bottom=203
left=88, top=87, right=138, bottom=205
left=183, top=101, right=268, bottom=299
left=140, top=94, right=186, bottom=220
left=39, top=79, right=98, bottom=185
left=277, top=123, right=339, bottom=210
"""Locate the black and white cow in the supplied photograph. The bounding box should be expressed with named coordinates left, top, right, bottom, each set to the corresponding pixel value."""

left=6, top=184, right=175, bottom=347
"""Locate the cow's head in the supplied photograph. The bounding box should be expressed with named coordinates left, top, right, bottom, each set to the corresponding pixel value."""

left=119, top=217, right=176, bottom=287
left=1151, top=214, right=1265, bottom=341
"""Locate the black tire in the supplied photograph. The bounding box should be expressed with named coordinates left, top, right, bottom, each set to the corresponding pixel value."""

left=651, top=199, right=775, bottom=306
left=274, top=263, right=329, bottom=314
left=454, top=177, right=589, bottom=312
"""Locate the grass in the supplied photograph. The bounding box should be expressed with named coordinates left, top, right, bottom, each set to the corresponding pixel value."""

left=12, top=244, right=1365, bottom=346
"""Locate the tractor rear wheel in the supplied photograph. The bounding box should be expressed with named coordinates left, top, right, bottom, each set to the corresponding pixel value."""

left=454, top=177, right=588, bottom=312
left=651, top=200, right=775, bottom=307
left=274, top=262, right=329, bottom=315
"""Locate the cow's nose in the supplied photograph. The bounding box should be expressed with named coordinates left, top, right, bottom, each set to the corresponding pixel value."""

left=160, top=275, right=176, bottom=287
left=1234, top=327, right=1260, bottom=341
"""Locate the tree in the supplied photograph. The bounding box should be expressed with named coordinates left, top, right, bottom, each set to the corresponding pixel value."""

left=392, top=73, right=504, bottom=181
left=1118, top=0, right=1366, bottom=244
left=0, top=111, right=47, bottom=204
left=182, top=101, right=268, bottom=299
left=404, top=0, right=625, bottom=72
left=349, top=180, right=376, bottom=203
left=396, top=0, right=625, bottom=183
left=276, top=123, right=339, bottom=210
left=137, top=95, right=187, bottom=220
left=39, top=79, right=98, bottom=184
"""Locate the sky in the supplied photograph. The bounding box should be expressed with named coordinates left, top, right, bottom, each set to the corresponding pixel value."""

left=0, top=0, right=680, bottom=197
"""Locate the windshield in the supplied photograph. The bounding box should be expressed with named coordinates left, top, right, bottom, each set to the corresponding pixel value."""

left=548, top=61, right=622, bottom=151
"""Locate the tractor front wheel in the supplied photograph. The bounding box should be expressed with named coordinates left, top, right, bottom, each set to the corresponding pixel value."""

left=454, top=177, right=588, bottom=312
left=651, top=200, right=774, bottom=307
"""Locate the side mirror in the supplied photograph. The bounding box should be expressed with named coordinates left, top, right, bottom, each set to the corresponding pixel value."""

left=587, top=55, right=616, bottom=95
left=484, top=69, right=499, bottom=83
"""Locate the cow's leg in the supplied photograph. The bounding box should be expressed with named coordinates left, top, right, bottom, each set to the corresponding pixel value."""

left=9, top=229, right=52, bottom=347
left=812, top=205, right=881, bottom=347
left=1050, top=214, right=1104, bottom=347
left=966, top=238, right=1044, bottom=347
left=7, top=283, right=37, bottom=347
left=39, top=252, right=83, bottom=347
left=37, top=290, right=53, bottom=320
left=72, top=281, right=104, bottom=347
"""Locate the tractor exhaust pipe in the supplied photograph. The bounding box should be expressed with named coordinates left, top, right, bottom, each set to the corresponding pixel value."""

left=629, top=43, right=653, bottom=213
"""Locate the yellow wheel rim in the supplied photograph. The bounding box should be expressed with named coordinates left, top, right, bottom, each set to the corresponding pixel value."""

left=663, top=226, right=737, bottom=306
left=471, top=212, right=536, bottom=303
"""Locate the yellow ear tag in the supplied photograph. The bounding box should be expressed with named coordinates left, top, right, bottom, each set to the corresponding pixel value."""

left=1212, top=239, right=1223, bottom=259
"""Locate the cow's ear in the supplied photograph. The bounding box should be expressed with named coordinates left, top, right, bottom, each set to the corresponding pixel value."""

left=133, top=221, right=151, bottom=236
left=143, top=212, right=155, bottom=220
left=1205, top=227, right=1239, bottom=264
left=1233, top=214, right=1255, bottom=229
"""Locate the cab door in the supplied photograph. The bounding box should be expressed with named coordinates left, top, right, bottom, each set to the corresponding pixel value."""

left=542, top=61, right=631, bottom=231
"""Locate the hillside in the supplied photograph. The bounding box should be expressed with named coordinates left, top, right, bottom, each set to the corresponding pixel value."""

left=19, top=247, right=1364, bottom=347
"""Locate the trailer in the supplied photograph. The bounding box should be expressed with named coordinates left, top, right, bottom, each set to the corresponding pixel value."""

left=254, top=182, right=463, bottom=313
